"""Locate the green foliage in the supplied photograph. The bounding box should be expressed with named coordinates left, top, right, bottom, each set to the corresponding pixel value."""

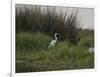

left=16, top=32, right=50, bottom=51
left=78, top=29, right=94, bottom=47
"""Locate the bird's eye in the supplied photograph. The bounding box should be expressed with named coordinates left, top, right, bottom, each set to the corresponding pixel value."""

left=56, top=34, right=59, bottom=37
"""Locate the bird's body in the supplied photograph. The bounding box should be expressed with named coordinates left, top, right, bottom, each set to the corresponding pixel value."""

left=48, top=33, right=58, bottom=48
left=48, top=39, right=57, bottom=48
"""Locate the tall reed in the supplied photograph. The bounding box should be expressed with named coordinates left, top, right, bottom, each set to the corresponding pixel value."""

left=16, top=4, right=80, bottom=44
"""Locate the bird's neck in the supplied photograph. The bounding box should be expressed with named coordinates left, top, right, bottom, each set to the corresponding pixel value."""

left=54, top=35, right=57, bottom=41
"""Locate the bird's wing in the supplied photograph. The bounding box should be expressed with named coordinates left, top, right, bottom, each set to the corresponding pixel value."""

left=48, top=40, right=55, bottom=48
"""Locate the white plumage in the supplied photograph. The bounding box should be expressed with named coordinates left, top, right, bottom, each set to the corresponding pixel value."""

left=48, top=33, right=58, bottom=48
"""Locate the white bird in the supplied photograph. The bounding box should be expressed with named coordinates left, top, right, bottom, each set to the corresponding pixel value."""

left=48, top=33, right=59, bottom=48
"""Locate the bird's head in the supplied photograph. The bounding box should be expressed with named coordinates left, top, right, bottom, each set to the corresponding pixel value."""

left=55, top=33, right=59, bottom=37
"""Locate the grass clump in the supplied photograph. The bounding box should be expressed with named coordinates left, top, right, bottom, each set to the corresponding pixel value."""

left=16, top=32, right=50, bottom=51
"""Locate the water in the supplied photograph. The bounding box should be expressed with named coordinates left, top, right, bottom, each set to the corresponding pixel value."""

left=88, top=47, right=94, bottom=53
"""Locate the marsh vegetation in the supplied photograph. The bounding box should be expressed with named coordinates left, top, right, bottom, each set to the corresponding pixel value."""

left=16, top=4, right=94, bottom=73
